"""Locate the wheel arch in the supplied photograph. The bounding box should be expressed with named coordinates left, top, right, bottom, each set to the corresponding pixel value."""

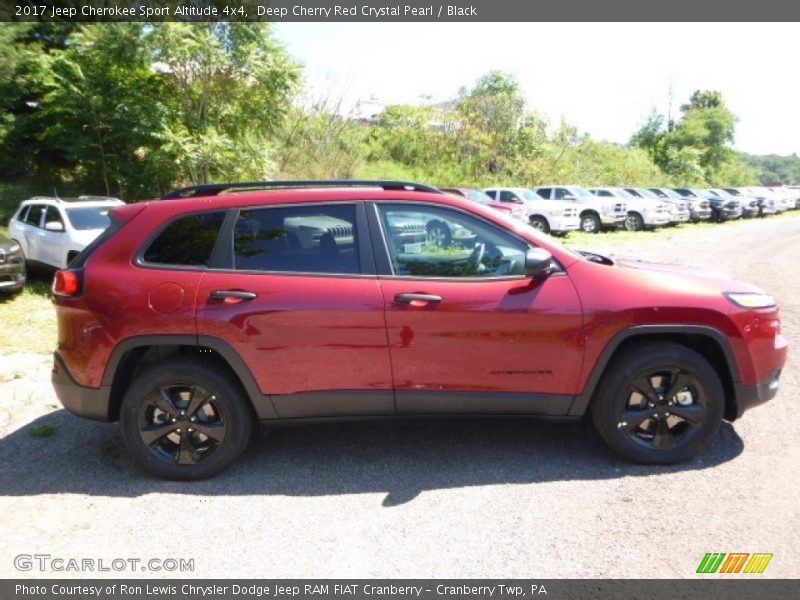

left=569, top=325, right=741, bottom=421
left=103, top=335, right=276, bottom=421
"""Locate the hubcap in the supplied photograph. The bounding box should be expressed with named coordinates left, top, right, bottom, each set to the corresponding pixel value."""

left=138, top=384, right=226, bottom=466
left=625, top=215, right=641, bottom=231
left=427, top=225, right=448, bottom=247
left=581, top=217, right=597, bottom=232
left=616, top=368, right=706, bottom=451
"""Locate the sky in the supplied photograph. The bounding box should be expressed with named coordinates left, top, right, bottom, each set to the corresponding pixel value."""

left=273, top=22, right=800, bottom=156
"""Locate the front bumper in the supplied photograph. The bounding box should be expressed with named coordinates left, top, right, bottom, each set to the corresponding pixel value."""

left=644, top=213, right=671, bottom=227
left=52, top=352, right=113, bottom=422
left=732, top=369, right=782, bottom=420
left=0, top=254, right=25, bottom=291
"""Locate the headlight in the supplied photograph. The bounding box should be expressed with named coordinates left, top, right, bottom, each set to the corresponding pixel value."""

left=9, top=243, right=20, bottom=253
left=724, top=292, right=776, bottom=308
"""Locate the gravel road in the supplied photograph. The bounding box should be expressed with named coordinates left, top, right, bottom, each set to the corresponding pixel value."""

left=1, top=215, right=798, bottom=579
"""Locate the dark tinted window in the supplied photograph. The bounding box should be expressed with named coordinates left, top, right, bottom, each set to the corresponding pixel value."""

left=143, top=211, right=225, bottom=266
left=553, top=188, right=569, bottom=199
left=498, top=191, right=520, bottom=202
left=535, top=188, right=551, bottom=199
left=24, top=205, right=45, bottom=227
left=233, top=204, right=359, bottom=274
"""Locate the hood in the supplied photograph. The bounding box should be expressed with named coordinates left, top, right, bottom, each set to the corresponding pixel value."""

left=612, top=256, right=765, bottom=294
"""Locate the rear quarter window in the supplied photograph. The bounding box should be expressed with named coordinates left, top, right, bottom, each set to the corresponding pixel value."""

left=142, top=211, right=226, bottom=267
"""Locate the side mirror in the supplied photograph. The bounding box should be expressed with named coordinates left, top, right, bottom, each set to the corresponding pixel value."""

left=524, top=248, right=555, bottom=279
left=45, top=221, right=65, bottom=232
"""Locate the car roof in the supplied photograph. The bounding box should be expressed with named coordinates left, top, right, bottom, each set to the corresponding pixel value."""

left=21, top=196, right=122, bottom=206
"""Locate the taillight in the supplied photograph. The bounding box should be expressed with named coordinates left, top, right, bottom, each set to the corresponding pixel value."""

left=53, top=270, right=81, bottom=296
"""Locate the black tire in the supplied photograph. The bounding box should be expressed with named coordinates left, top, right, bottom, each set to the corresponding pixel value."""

left=426, top=220, right=452, bottom=247
left=590, top=343, right=724, bottom=465
left=529, top=215, right=550, bottom=234
left=119, top=358, right=253, bottom=480
left=579, top=212, right=601, bottom=233
left=624, top=212, right=645, bottom=232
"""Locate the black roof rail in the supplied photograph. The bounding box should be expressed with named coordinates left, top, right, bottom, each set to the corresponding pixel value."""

left=162, top=180, right=443, bottom=199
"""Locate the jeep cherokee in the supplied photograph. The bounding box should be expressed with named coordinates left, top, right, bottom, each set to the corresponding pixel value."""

left=51, top=180, right=788, bottom=479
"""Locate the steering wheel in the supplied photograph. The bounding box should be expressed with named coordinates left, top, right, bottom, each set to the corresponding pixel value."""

left=469, top=243, right=486, bottom=271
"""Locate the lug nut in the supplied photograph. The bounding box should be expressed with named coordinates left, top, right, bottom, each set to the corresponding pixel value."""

left=648, top=402, right=655, bottom=408
left=190, top=416, right=196, bottom=422
left=187, top=428, right=193, bottom=433
left=180, top=410, right=186, bottom=416
left=664, top=412, right=670, bottom=417
left=176, top=428, right=182, bottom=433
left=171, top=418, right=177, bottom=423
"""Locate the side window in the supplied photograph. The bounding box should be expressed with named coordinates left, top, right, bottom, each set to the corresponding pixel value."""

left=553, top=188, right=569, bottom=199
left=596, top=190, right=613, bottom=197
left=44, top=206, right=65, bottom=227
left=233, top=204, right=359, bottom=275
left=24, top=205, right=45, bottom=227
left=377, top=204, right=528, bottom=278
left=535, top=188, right=551, bottom=199
left=143, top=211, right=226, bottom=267
left=484, top=190, right=497, bottom=200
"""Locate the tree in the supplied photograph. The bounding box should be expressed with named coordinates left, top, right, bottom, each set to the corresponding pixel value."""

left=150, top=23, right=299, bottom=185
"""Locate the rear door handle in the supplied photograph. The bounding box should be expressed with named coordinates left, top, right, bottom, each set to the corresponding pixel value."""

left=210, top=290, right=258, bottom=301
left=394, top=293, right=442, bottom=304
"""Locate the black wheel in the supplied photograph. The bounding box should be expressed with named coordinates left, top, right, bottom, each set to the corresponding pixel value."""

left=120, top=358, right=253, bottom=480
left=426, top=220, right=452, bottom=247
left=580, top=212, right=601, bottom=233
left=624, top=212, right=644, bottom=232
left=529, top=216, right=550, bottom=234
left=591, top=343, right=724, bottom=464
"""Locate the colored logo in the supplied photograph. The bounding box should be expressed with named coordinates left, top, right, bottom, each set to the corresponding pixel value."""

left=696, top=552, right=773, bottom=574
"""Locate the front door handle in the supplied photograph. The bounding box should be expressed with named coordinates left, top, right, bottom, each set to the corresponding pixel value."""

left=210, top=290, right=258, bottom=301
left=394, top=293, right=442, bottom=304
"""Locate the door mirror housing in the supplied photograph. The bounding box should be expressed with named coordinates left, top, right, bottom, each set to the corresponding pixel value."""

left=45, top=221, right=65, bottom=232
left=524, top=248, right=555, bottom=279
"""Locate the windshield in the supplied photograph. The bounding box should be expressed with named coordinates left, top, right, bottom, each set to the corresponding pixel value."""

left=465, top=189, right=491, bottom=204
left=613, top=188, right=635, bottom=199
left=569, top=186, right=593, bottom=198
left=692, top=189, right=715, bottom=199
left=65, top=206, right=113, bottom=230
left=635, top=188, right=659, bottom=199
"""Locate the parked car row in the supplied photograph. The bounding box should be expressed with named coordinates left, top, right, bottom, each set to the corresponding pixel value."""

left=441, top=185, right=800, bottom=235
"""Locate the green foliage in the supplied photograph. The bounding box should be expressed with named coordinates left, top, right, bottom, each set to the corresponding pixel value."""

left=740, top=153, right=800, bottom=184
left=0, top=23, right=299, bottom=200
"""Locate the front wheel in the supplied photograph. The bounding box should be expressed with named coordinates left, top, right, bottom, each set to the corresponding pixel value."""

left=529, top=216, right=550, bottom=234
left=119, top=358, right=253, bottom=480
left=590, top=343, right=724, bottom=464
left=580, top=212, right=601, bottom=233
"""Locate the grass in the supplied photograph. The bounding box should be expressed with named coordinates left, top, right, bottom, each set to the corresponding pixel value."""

left=0, top=267, right=56, bottom=356
left=29, top=423, right=57, bottom=438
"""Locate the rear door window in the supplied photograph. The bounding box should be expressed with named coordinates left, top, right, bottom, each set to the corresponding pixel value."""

left=24, top=205, right=45, bottom=227
left=142, top=211, right=226, bottom=267
left=233, top=204, right=360, bottom=275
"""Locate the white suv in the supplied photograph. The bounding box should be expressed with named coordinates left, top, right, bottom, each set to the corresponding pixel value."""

left=531, top=185, right=627, bottom=233
left=9, top=196, right=124, bottom=268
left=483, top=187, right=580, bottom=235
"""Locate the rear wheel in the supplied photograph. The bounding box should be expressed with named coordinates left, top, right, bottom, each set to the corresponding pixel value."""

left=529, top=216, right=550, bottom=234
left=120, top=358, right=253, bottom=480
left=426, top=220, right=452, bottom=247
left=591, top=343, right=724, bottom=464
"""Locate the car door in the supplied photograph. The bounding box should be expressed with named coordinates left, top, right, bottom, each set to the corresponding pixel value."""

left=195, top=201, right=394, bottom=419
left=19, top=204, right=46, bottom=263
left=41, top=205, right=67, bottom=267
left=369, top=201, right=584, bottom=416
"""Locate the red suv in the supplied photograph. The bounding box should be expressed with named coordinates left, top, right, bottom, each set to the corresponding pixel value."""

left=51, top=181, right=788, bottom=479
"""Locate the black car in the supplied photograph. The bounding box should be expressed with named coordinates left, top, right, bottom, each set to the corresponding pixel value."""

left=0, top=232, right=26, bottom=293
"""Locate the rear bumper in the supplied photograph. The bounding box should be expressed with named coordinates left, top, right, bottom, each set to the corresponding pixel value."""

left=731, top=369, right=782, bottom=420
left=52, top=352, right=112, bottom=422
